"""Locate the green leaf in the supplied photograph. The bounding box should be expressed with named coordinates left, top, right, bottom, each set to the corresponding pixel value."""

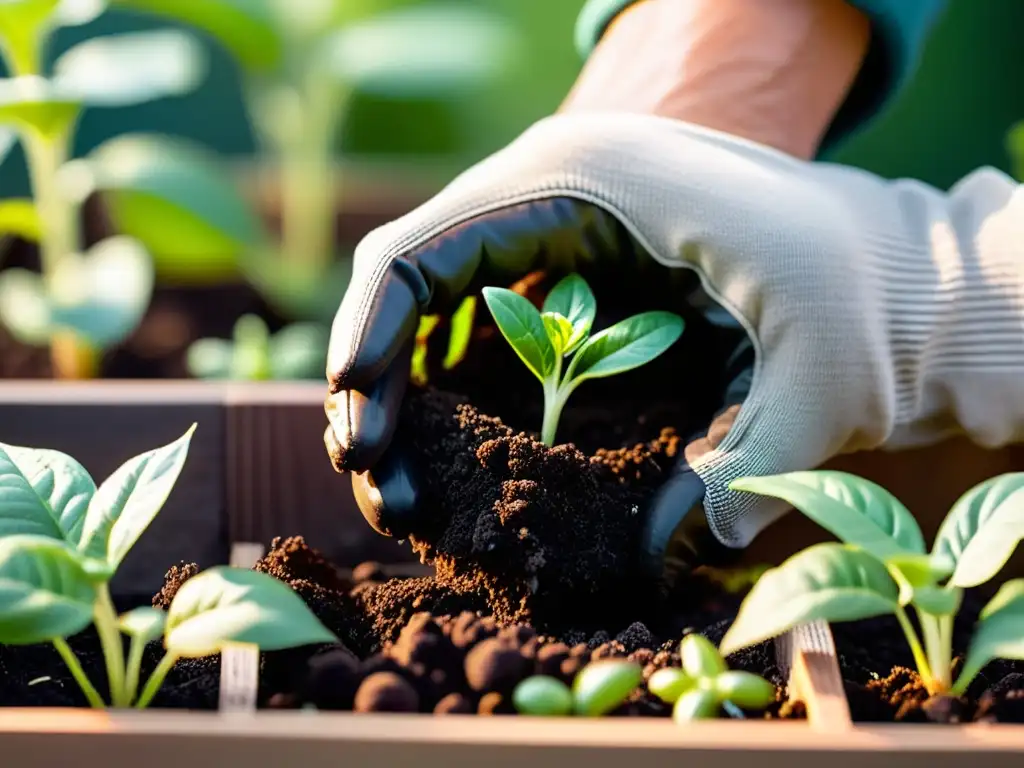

left=959, top=580, right=1024, bottom=689
left=1008, top=122, right=1024, bottom=182
left=165, top=566, right=336, bottom=657
left=0, top=535, right=96, bottom=645
left=571, top=660, right=642, bottom=717
left=0, top=198, right=40, bottom=240
left=268, top=322, right=327, bottom=381
left=0, top=0, right=61, bottom=75
left=931, top=473, right=1024, bottom=588
left=541, top=311, right=574, bottom=357
left=78, top=424, right=195, bottom=568
left=87, top=134, right=266, bottom=275
left=730, top=470, right=925, bottom=561
left=647, top=667, right=693, bottom=704
left=543, top=273, right=595, bottom=354
left=564, top=311, right=683, bottom=386
left=324, top=4, right=516, bottom=96
left=481, top=286, right=555, bottom=384
left=118, top=606, right=165, bottom=643
left=673, top=688, right=719, bottom=722
left=229, top=314, right=270, bottom=380
left=512, top=675, right=573, bottom=716
left=0, top=441, right=95, bottom=542
left=55, top=0, right=106, bottom=26
left=49, top=236, right=154, bottom=348
left=714, top=671, right=776, bottom=710
left=0, top=76, right=79, bottom=138
left=52, top=30, right=205, bottom=107
left=185, top=337, right=232, bottom=380
left=0, top=266, right=53, bottom=344
left=719, top=544, right=900, bottom=656
left=108, top=0, right=282, bottom=74
left=680, top=634, right=726, bottom=678
left=442, top=295, right=475, bottom=371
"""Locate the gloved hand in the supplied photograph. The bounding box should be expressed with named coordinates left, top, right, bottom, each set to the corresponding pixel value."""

left=325, top=112, right=1024, bottom=582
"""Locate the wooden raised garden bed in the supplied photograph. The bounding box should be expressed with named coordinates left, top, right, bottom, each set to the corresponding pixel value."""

left=2, top=369, right=1024, bottom=762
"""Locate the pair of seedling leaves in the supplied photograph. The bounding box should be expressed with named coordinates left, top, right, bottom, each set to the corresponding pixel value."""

left=187, top=314, right=327, bottom=381
left=513, top=635, right=773, bottom=721
left=483, top=274, right=684, bottom=445
left=720, top=469, right=1024, bottom=696
left=0, top=424, right=334, bottom=707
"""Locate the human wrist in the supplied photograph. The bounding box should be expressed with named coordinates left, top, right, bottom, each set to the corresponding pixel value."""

left=560, top=0, right=870, bottom=160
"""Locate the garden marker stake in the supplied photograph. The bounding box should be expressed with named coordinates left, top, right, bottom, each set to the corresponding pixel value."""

left=722, top=469, right=1024, bottom=697
left=483, top=273, right=684, bottom=445
left=0, top=425, right=336, bottom=708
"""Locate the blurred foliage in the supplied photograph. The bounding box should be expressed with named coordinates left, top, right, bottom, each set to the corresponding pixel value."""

left=1008, top=122, right=1024, bottom=182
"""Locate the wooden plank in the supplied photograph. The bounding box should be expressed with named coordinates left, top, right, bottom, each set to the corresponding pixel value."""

left=776, top=621, right=852, bottom=730
left=1, top=711, right=1024, bottom=767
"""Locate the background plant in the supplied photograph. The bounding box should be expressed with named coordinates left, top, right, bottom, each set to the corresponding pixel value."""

left=99, top=0, right=516, bottom=380
left=721, top=470, right=1024, bottom=697
left=0, top=425, right=335, bottom=707
left=482, top=273, right=684, bottom=445
left=187, top=313, right=327, bottom=381
left=0, top=0, right=208, bottom=378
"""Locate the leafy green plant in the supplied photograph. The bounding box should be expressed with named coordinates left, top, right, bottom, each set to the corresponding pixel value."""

left=410, top=295, right=476, bottom=387
left=0, top=0, right=210, bottom=378
left=482, top=274, right=684, bottom=445
left=187, top=314, right=327, bottom=381
left=106, top=0, right=517, bottom=325
left=513, top=659, right=642, bottom=717
left=648, top=634, right=774, bottom=722
left=0, top=426, right=336, bottom=707
left=722, top=470, right=1024, bottom=697
left=1008, top=121, right=1024, bottom=181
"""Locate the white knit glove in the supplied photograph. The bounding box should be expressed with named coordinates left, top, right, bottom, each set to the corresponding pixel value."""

left=327, top=112, right=1024, bottom=549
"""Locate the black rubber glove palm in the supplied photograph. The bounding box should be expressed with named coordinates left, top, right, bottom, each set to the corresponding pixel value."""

left=325, top=196, right=749, bottom=584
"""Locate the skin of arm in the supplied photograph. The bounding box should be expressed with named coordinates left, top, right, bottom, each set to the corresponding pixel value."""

left=559, top=0, right=871, bottom=160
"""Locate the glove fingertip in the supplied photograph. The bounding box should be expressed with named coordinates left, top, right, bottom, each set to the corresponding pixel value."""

left=351, top=448, right=421, bottom=539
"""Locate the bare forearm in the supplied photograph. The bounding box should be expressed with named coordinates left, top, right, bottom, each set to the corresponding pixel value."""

left=560, top=0, right=870, bottom=160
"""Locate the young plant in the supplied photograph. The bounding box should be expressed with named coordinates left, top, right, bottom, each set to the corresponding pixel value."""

left=647, top=634, right=774, bottom=722
left=186, top=314, right=327, bottom=381
left=0, top=0, right=209, bottom=378
left=0, top=426, right=336, bottom=707
left=107, top=0, right=517, bottom=325
left=482, top=274, right=684, bottom=445
left=513, top=659, right=642, bottom=717
left=721, top=470, right=1024, bottom=697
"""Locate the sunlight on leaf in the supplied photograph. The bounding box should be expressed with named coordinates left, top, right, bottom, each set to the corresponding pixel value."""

left=324, top=4, right=518, bottom=95
left=0, top=267, right=51, bottom=344
left=0, top=76, right=79, bottom=138
left=52, top=30, right=206, bottom=107
left=0, top=199, right=40, bottom=240
left=0, top=441, right=95, bottom=541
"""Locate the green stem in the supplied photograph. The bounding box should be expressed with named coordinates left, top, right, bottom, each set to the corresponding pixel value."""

left=919, top=611, right=952, bottom=693
left=23, top=127, right=93, bottom=379
left=93, top=585, right=128, bottom=707
left=895, top=606, right=934, bottom=689
left=124, top=635, right=145, bottom=706
left=134, top=653, right=178, bottom=709
left=540, top=354, right=565, bottom=446
left=53, top=637, right=105, bottom=708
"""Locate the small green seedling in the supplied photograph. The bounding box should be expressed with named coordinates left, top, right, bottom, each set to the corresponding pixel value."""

left=483, top=274, right=684, bottom=445
left=0, top=426, right=336, bottom=707
left=513, top=659, right=642, bottom=717
left=0, top=0, right=210, bottom=377
left=648, top=634, right=774, bottom=722
left=187, top=314, right=327, bottom=381
left=722, top=470, right=1024, bottom=697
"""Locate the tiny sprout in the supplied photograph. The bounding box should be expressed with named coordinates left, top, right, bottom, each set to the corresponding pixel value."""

left=512, top=675, right=573, bottom=716
left=513, top=659, right=642, bottom=718
left=650, top=635, right=774, bottom=722
left=483, top=274, right=684, bottom=445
